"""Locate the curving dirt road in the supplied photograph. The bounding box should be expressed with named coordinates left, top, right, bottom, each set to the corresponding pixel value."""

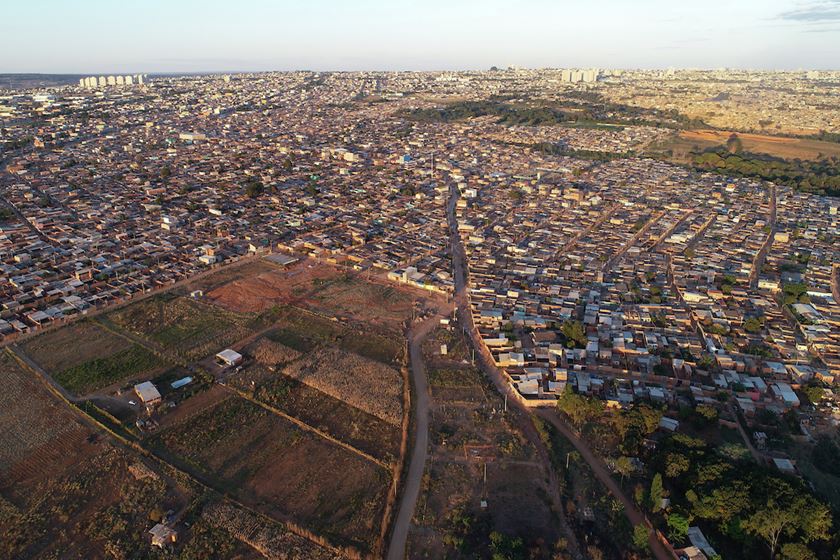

left=386, top=314, right=441, bottom=560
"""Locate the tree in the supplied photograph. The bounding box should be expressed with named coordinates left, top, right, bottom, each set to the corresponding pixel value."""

left=695, top=404, right=719, bottom=425
left=780, top=543, right=817, bottom=560
left=615, top=456, right=634, bottom=483
left=561, top=320, right=587, bottom=348
left=667, top=513, right=690, bottom=543
left=489, top=531, right=525, bottom=560
left=812, top=435, right=840, bottom=477
left=244, top=179, right=264, bottom=198
left=726, top=133, right=743, bottom=154
left=743, top=484, right=832, bottom=559
left=649, top=473, right=664, bottom=512
left=556, top=385, right=603, bottom=429
left=632, top=524, right=650, bottom=551
left=801, top=385, right=824, bottom=405
left=665, top=453, right=690, bottom=478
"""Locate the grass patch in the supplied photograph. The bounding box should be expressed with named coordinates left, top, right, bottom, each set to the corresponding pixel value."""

left=55, top=345, right=162, bottom=394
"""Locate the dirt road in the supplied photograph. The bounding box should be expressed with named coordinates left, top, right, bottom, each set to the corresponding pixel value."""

left=386, top=313, right=441, bottom=560
left=446, top=185, right=583, bottom=560
left=535, top=409, right=672, bottom=560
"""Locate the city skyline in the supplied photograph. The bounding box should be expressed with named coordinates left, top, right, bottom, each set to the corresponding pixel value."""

left=3, top=0, right=840, bottom=73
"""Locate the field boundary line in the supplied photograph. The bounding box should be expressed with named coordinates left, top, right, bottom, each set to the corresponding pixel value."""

left=221, top=384, right=391, bottom=470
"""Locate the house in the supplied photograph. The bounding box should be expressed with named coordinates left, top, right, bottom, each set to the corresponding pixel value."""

left=149, top=523, right=177, bottom=548
left=134, top=381, right=162, bottom=406
left=216, top=348, right=243, bottom=367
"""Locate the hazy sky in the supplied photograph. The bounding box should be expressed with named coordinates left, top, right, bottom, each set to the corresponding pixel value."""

left=2, top=0, right=839, bottom=73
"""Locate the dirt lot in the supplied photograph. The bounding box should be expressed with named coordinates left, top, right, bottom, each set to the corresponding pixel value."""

left=207, top=259, right=340, bottom=313
left=203, top=257, right=431, bottom=333
left=665, top=129, right=840, bottom=161
left=309, top=273, right=417, bottom=330
left=149, top=393, right=390, bottom=554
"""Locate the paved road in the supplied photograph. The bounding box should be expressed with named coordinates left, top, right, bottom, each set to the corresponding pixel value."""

left=386, top=314, right=441, bottom=560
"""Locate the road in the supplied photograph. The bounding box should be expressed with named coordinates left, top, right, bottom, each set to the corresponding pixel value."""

left=447, top=185, right=668, bottom=560
left=749, top=183, right=777, bottom=289
left=729, top=402, right=765, bottom=464
left=535, top=410, right=672, bottom=560
left=386, top=313, right=441, bottom=560
left=446, top=186, right=583, bottom=560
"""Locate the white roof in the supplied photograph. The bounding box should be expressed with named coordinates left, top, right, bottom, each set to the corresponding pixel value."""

left=216, top=348, right=242, bottom=362
left=134, top=381, right=161, bottom=403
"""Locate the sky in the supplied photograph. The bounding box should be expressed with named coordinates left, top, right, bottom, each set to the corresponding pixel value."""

left=2, top=0, right=839, bottom=73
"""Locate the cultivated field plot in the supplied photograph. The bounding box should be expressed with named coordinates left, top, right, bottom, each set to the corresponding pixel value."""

left=149, top=393, right=390, bottom=554
left=309, top=273, right=416, bottom=330
left=0, top=352, right=200, bottom=559
left=19, top=319, right=165, bottom=395
left=230, top=342, right=402, bottom=463
left=107, top=293, right=262, bottom=361
left=428, top=367, right=488, bottom=403
left=267, top=306, right=405, bottom=365
left=0, top=351, right=97, bottom=493
left=202, top=501, right=342, bottom=560
left=283, top=346, right=404, bottom=426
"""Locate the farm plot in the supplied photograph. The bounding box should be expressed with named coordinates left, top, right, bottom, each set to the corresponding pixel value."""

left=230, top=353, right=402, bottom=463
left=107, top=294, right=257, bottom=361
left=201, top=501, right=342, bottom=560
left=283, top=346, right=404, bottom=426
left=268, top=307, right=405, bottom=365
left=0, top=351, right=96, bottom=492
left=19, top=319, right=131, bottom=373
left=55, top=344, right=164, bottom=395
left=0, top=352, right=201, bottom=559
left=149, top=394, right=390, bottom=554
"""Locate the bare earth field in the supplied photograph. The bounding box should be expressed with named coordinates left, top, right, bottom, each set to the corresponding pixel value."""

left=283, top=346, right=404, bottom=426
left=206, top=258, right=423, bottom=334
left=207, top=259, right=340, bottom=313
left=150, top=393, right=390, bottom=554
left=309, top=273, right=417, bottom=330
left=665, top=129, right=840, bottom=161
left=230, top=338, right=402, bottom=463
